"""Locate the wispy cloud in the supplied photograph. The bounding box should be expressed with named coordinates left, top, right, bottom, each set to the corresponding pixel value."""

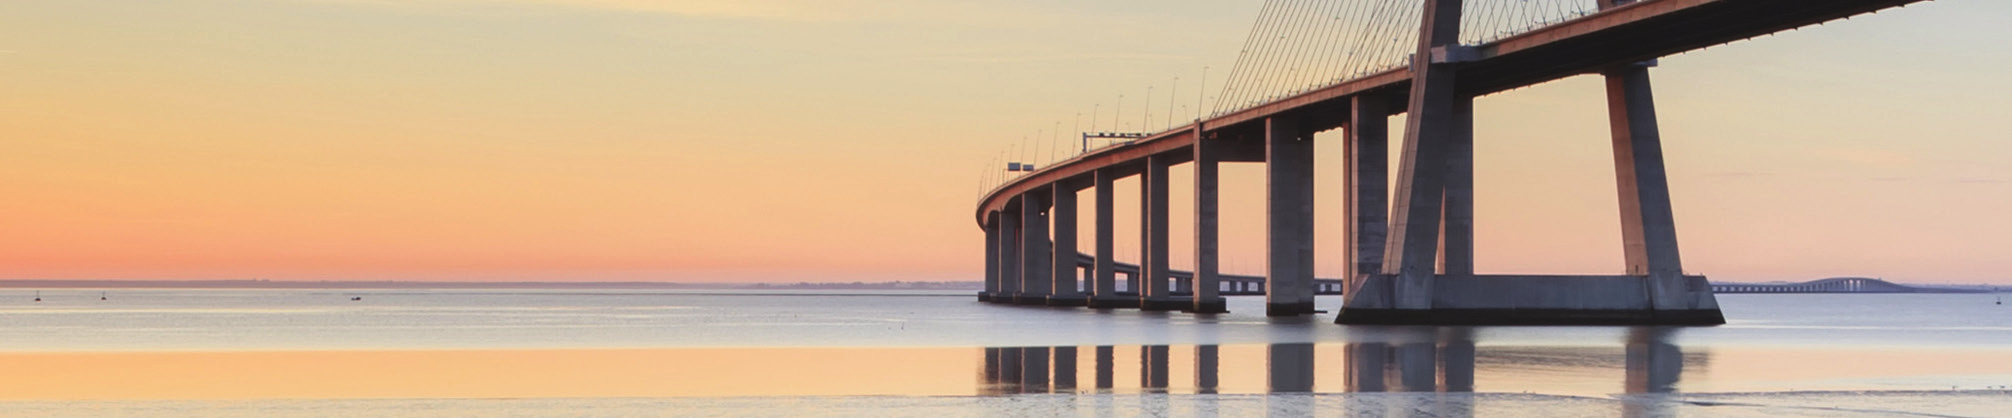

left=296, top=0, right=873, bottom=21
left=1814, top=147, right=1917, bottom=169
left=509, top=0, right=831, bottom=21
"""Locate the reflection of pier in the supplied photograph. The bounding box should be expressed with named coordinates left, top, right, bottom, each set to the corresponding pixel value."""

left=979, top=327, right=1691, bottom=403
left=1712, top=277, right=1988, bottom=294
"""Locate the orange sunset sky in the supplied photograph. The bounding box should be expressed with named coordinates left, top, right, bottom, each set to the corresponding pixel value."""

left=3, top=0, right=2009, bottom=283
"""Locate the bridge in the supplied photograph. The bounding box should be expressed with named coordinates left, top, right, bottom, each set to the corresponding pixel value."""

left=1713, top=277, right=1991, bottom=294
left=975, top=0, right=1933, bottom=324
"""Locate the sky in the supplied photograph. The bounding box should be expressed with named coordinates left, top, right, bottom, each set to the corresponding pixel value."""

left=1, top=0, right=2008, bottom=283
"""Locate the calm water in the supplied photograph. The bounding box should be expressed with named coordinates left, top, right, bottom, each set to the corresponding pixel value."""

left=0, top=289, right=2008, bottom=416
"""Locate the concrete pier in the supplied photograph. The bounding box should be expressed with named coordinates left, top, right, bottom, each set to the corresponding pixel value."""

left=1378, top=0, right=1464, bottom=311
left=1265, top=117, right=1316, bottom=316
left=1140, top=156, right=1180, bottom=310
left=1346, top=95, right=1390, bottom=296
left=1439, top=96, right=1475, bottom=276
left=998, top=199, right=1022, bottom=303
left=1606, top=62, right=1715, bottom=313
left=981, top=212, right=999, bottom=302
left=1330, top=0, right=1724, bottom=325
left=1192, top=128, right=1227, bottom=313
left=1090, top=170, right=1125, bottom=308
left=1049, top=183, right=1086, bottom=306
left=1019, top=191, right=1052, bottom=305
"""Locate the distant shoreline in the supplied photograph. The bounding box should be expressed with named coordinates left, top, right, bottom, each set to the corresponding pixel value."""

left=0, top=280, right=983, bottom=291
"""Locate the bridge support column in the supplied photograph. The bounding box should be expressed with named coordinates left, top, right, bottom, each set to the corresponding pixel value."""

left=1020, top=191, right=1052, bottom=305
left=1090, top=169, right=1126, bottom=308
left=1439, top=96, right=1475, bottom=276
left=1385, top=0, right=1462, bottom=311
left=1050, top=183, right=1086, bottom=306
left=1605, top=61, right=1721, bottom=318
left=1336, top=0, right=1461, bottom=321
left=1141, top=155, right=1179, bottom=310
left=999, top=199, right=1022, bottom=304
left=1346, top=95, right=1390, bottom=298
left=982, top=211, right=999, bottom=302
left=1192, top=127, right=1227, bottom=313
left=1266, top=117, right=1317, bottom=316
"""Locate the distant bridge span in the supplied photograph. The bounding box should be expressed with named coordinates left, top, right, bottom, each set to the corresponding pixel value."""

left=1713, top=278, right=1985, bottom=294
left=976, top=0, right=1935, bottom=325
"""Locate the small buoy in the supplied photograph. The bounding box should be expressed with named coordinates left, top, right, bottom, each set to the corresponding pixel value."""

left=351, top=297, right=362, bottom=301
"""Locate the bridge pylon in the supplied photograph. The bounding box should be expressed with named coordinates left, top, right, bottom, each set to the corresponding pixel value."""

left=1333, top=0, right=1722, bottom=325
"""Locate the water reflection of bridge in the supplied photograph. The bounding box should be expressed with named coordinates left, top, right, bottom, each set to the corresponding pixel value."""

left=1711, top=277, right=1988, bottom=294
left=980, top=328, right=1690, bottom=416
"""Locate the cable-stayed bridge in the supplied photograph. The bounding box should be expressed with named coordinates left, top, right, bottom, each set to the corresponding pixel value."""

left=975, top=0, right=1934, bottom=325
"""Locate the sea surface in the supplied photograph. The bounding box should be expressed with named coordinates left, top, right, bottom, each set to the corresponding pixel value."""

left=0, top=289, right=2008, bottom=416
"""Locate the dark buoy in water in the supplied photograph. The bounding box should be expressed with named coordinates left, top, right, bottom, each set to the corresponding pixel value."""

left=351, top=296, right=362, bottom=301
left=33, top=291, right=41, bottom=302
left=101, top=291, right=107, bottom=301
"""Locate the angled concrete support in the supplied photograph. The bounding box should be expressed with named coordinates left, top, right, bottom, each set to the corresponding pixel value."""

left=1141, top=155, right=1178, bottom=310
left=1346, top=95, right=1391, bottom=297
left=1192, top=129, right=1227, bottom=313
left=1020, top=191, right=1052, bottom=305
left=1342, top=0, right=1463, bottom=318
left=1605, top=61, right=1722, bottom=317
left=1383, top=0, right=1463, bottom=308
left=1266, top=117, right=1317, bottom=316
left=1091, top=169, right=1124, bottom=308
left=1050, top=183, right=1086, bottom=306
